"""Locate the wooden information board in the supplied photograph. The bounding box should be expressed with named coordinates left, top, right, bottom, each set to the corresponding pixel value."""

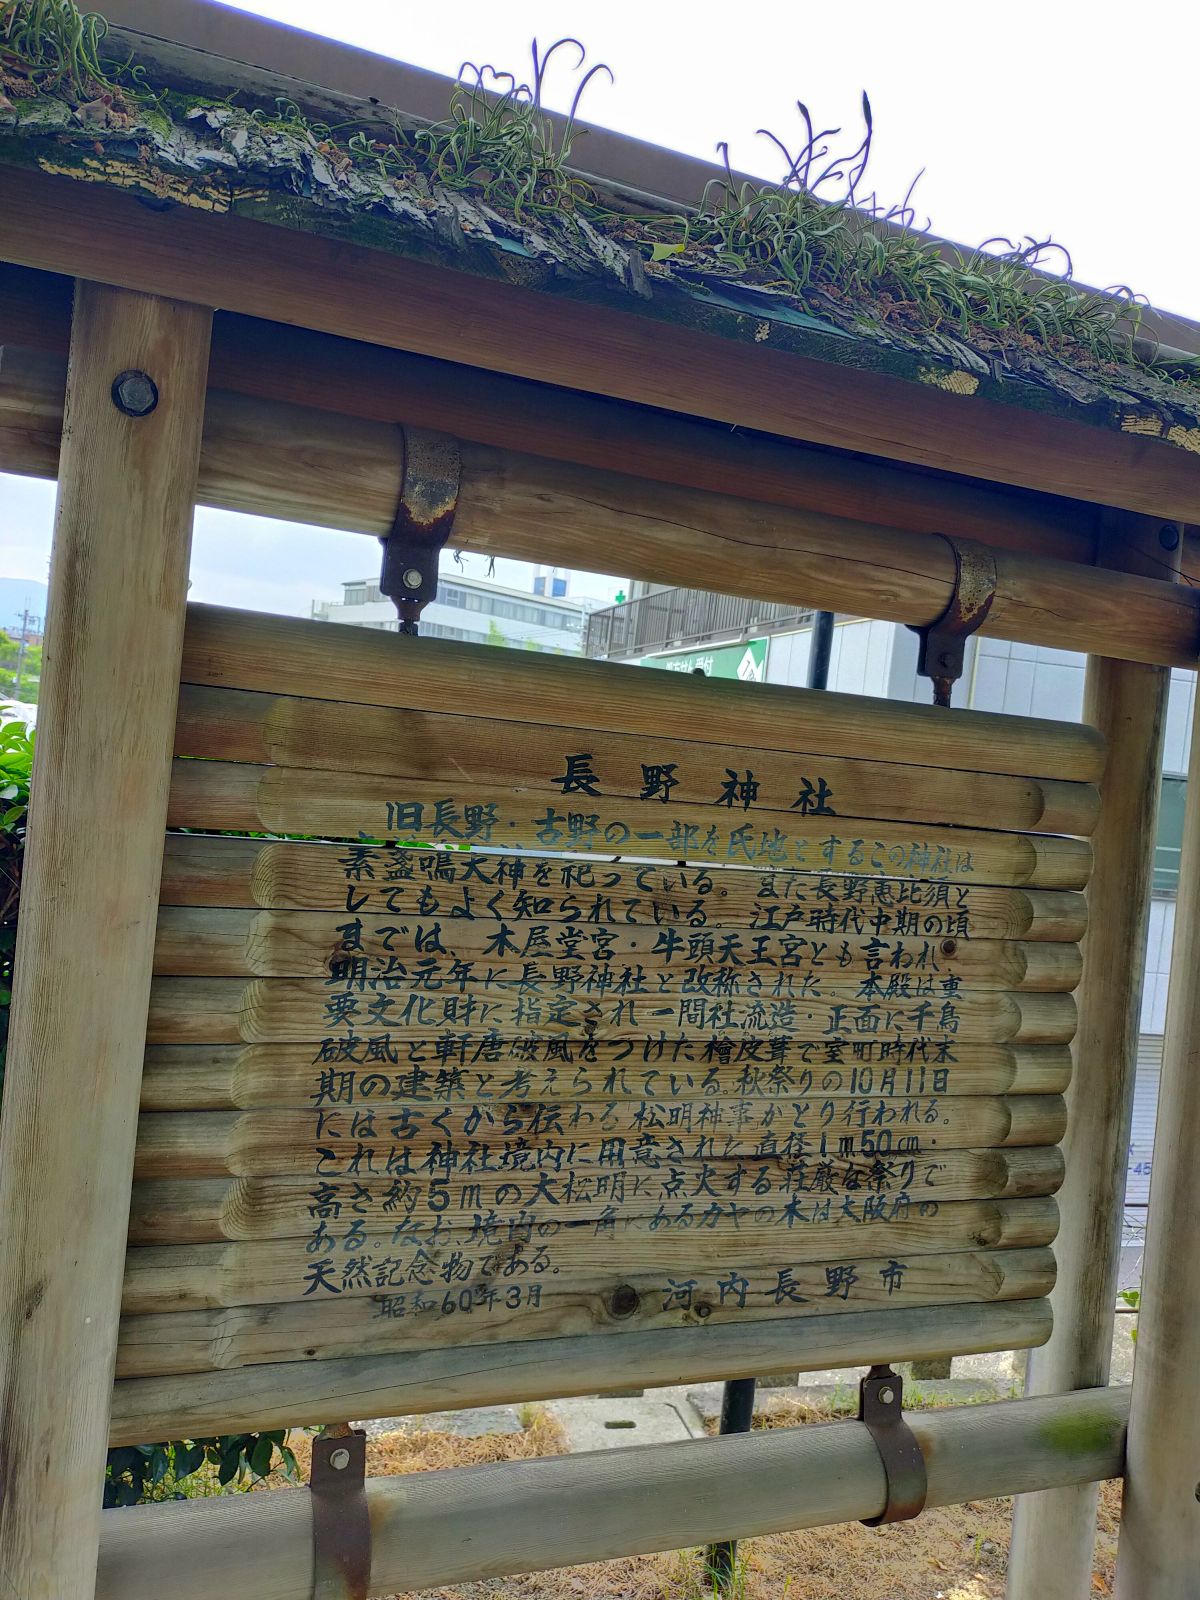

left=117, top=606, right=1100, bottom=1397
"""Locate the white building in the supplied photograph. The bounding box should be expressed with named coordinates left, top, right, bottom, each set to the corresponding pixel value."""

left=313, top=571, right=589, bottom=652
left=585, top=591, right=1192, bottom=1238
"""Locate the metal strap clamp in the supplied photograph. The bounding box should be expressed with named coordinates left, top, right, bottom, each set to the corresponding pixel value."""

left=310, top=1426, right=371, bottom=1600
left=858, top=1364, right=928, bottom=1526
left=910, top=534, right=997, bottom=707
left=380, top=427, right=462, bottom=635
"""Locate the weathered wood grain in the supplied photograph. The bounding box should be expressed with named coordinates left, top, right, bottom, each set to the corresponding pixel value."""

left=94, top=1388, right=1128, bottom=1600
left=0, top=335, right=1105, bottom=564
left=105, top=1297, right=1055, bottom=1445
left=127, top=1147, right=1066, bottom=1245
left=121, top=1206, right=1057, bottom=1315
left=132, top=1098, right=1066, bottom=1180
left=181, top=605, right=1106, bottom=783
left=1011, top=600, right=1171, bottom=1595
left=144, top=976, right=1078, bottom=1046
left=151, top=907, right=1081, bottom=992
left=158, top=835, right=1091, bottom=942
left=173, top=684, right=1100, bottom=837
left=4, top=160, right=1198, bottom=530
left=137, top=1040, right=1074, bottom=1110
left=167, top=760, right=1092, bottom=889
left=0, top=284, right=211, bottom=1600
left=115, top=1244, right=1056, bottom=1374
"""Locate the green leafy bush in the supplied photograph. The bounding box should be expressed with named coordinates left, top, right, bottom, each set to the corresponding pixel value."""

left=104, top=1433, right=298, bottom=1507
left=0, top=714, right=34, bottom=1084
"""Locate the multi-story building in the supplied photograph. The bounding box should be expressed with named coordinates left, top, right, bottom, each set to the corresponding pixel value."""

left=313, top=571, right=589, bottom=652
left=585, top=585, right=1192, bottom=1241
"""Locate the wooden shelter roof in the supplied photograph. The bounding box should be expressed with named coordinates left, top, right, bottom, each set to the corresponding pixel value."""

left=1, top=0, right=1198, bottom=533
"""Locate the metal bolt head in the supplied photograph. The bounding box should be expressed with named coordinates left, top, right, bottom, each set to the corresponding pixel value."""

left=879, top=1387, right=895, bottom=1405
left=402, top=567, right=424, bottom=590
left=329, top=1447, right=351, bottom=1471
left=111, top=369, right=159, bottom=417
left=694, top=1301, right=712, bottom=1319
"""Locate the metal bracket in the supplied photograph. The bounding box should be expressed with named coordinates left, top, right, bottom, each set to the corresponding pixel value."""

left=380, top=428, right=462, bottom=635
left=910, top=535, right=997, bottom=707
left=858, top=1365, right=927, bottom=1526
left=310, top=1427, right=371, bottom=1600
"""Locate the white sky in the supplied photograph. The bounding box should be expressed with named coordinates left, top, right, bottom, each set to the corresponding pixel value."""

left=3, top=0, right=1196, bottom=618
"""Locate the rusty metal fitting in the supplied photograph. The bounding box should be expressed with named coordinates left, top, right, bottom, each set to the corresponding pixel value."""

left=910, top=535, right=997, bottom=708
left=380, top=428, right=462, bottom=635
left=858, top=1364, right=928, bottom=1525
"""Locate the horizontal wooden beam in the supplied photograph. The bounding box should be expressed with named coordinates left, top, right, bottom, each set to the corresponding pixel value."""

left=5, top=347, right=1194, bottom=664
left=137, top=1041, right=1075, bottom=1109
left=127, top=1147, right=1066, bottom=1243
left=174, top=683, right=1101, bottom=837
left=106, top=1294, right=1053, bottom=1442
left=159, top=835, right=1091, bottom=941
left=151, top=907, right=1082, bottom=991
left=116, top=1247, right=1055, bottom=1378
left=144, top=977, right=1078, bottom=1047
left=122, top=1204, right=1056, bottom=1314
left=96, top=1386, right=1127, bottom=1596
left=3, top=164, right=1198, bottom=524
left=0, top=294, right=1106, bottom=568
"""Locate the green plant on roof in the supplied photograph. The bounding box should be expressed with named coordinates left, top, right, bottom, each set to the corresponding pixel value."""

left=1, top=0, right=1195, bottom=391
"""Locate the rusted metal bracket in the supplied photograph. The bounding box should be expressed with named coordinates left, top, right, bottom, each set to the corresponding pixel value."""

left=310, top=1426, right=371, bottom=1600
left=858, top=1364, right=928, bottom=1526
left=380, top=427, right=462, bottom=635
left=910, top=535, right=997, bottom=707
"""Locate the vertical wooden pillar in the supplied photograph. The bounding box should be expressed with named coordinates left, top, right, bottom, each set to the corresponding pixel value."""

left=1115, top=649, right=1200, bottom=1594
left=1008, top=518, right=1175, bottom=1600
left=0, top=283, right=211, bottom=1599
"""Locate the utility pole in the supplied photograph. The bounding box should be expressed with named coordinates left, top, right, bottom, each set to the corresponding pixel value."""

left=13, top=605, right=41, bottom=700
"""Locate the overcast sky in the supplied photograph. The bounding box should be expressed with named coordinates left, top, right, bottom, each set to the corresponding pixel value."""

left=3, top=0, right=1194, bottom=620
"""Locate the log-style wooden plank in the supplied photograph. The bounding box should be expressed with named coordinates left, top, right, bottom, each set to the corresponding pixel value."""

left=144, top=976, right=1078, bottom=1046
left=116, top=1243, right=1055, bottom=1373
left=95, top=1387, right=1128, bottom=1598
left=132, top=1098, right=1066, bottom=1181
left=182, top=606, right=1106, bottom=783
left=167, top=761, right=1092, bottom=890
left=174, top=684, right=1100, bottom=838
left=137, top=1040, right=1074, bottom=1110
left=121, top=1205, right=1056, bottom=1315
left=158, top=835, right=1091, bottom=942
left=106, top=1294, right=1054, bottom=1445
left=0, top=285, right=212, bottom=1600
left=152, top=906, right=1081, bottom=992
left=126, top=1147, right=1066, bottom=1245
left=4, top=161, right=1198, bottom=528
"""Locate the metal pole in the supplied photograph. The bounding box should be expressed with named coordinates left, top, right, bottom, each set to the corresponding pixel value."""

left=703, top=1378, right=759, bottom=1587
left=703, top=609, right=836, bottom=1590
left=807, top=610, right=834, bottom=691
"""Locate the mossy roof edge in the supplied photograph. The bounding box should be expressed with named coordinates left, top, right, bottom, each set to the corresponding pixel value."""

left=1, top=24, right=1199, bottom=453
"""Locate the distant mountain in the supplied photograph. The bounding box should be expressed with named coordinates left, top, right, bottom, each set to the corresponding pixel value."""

left=0, top=577, right=49, bottom=634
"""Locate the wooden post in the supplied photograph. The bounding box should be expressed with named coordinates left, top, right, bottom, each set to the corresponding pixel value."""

left=0, top=283, right=211, bottom=1599
left=1008, top=519, right=1176, bottom=1600
left=1115, top=627, right=1200, bottom=1594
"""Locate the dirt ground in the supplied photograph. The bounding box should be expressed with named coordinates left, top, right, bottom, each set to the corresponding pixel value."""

left=277, top=1407, right=1122, bottom=1600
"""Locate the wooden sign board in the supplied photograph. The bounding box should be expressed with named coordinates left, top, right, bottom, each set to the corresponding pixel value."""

left=117, top=607, right=1099, bottom=1402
